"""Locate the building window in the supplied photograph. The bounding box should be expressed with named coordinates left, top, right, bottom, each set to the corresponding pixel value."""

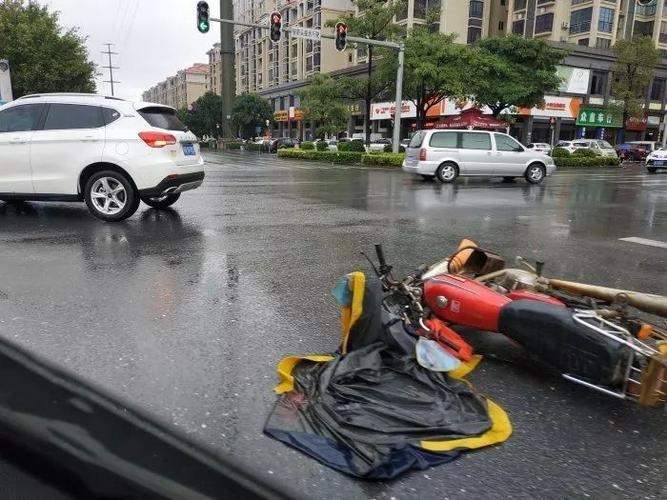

left=469, top=0, right=483, bottom=18
left=651, top=78, right=665, bottom=101
left=661, top=21, right=667, bottom=44
left=590, top=70, right=607, bottom=95
left=634, top=21, right=655, bottom=36
left=577, top=38, right=589, bottom=46
left=571, top=0, right=589, bottom=5
left=467, top=26, right=482, bottom=44
left=595, top=37, right=611, bottom=49
left=414, top=0, right=428, bottom=19
left=499, top=20, right=505, bottom=31
left=598, top=7, right=614, bottom=33
left=512, top=19, right=525, bottom=35
left=514, top=0, right=526, bottom=10
left=396, top=1, right=408, bottom=21
left=570, top=8, right=592, bottom=34
left=535, top=13, right=554, bottom=34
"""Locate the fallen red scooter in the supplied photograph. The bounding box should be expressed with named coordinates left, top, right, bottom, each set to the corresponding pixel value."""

left=365, top=243, right=667, bottom=408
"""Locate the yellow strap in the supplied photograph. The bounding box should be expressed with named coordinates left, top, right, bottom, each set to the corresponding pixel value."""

left=449, top=354, right=483, bottom=379
left=274, top=355, right=334, bottom=394
left=419, top=400, right=512, bottom=452
left=340, top=272, right=366, bottom=354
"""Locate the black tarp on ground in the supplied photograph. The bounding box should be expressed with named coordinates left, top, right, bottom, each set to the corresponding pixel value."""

left=264, top=273, right=511, bottom=479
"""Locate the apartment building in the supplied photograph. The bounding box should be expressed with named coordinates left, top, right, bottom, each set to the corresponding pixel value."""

left=208, top=43, right=223, bottom=95
left=142, top=63, right=210, bottom=110
left=507, top=0, right=667, bottom=144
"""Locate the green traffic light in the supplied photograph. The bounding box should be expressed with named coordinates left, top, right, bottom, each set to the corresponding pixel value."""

left=199, top=21, right=210, bottom=33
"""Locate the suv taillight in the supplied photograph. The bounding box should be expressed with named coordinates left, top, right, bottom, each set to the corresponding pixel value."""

left=139, top=131, right=177, bottom=148
left=419, top=148, right=427, bottom=161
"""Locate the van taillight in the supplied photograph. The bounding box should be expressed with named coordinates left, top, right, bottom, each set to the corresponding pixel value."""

left=139, top=131, right=177, bottom=148
left=419, top=148, right=427, bottom=161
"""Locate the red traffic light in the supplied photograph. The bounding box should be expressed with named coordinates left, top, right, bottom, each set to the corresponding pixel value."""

left=335, top=22, right=348, bottom=52
left=270, top=11, right=282, bottom=43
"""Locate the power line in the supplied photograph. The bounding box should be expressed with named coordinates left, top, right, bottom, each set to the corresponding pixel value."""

left=101, top=43, right=121, bottom=96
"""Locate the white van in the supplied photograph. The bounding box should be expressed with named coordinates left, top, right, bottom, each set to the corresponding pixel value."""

left=402, top=130, right=556, bottom=184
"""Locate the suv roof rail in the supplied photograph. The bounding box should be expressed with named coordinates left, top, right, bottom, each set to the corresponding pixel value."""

left=17, top=93, right=126, bottom=101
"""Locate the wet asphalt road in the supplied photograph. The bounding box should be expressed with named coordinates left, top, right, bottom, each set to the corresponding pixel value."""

left=0, top=151, right=666, bottom=499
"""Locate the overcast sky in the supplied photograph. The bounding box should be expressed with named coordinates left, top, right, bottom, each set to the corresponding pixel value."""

left=41, top=0, right=221, bottom=101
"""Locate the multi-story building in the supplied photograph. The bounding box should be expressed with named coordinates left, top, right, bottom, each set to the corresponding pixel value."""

left=142, top=63, right=210, bottom=110
left=507, top=0, right=667, bottom=144
left=208, top=43, right=223, bottom=95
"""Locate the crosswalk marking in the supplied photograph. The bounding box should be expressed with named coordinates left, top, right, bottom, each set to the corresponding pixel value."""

left=619, top=237, right=667, bottom=249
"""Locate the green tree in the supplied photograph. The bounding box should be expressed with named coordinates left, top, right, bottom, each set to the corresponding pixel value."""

left=230, top=93, right=273, bottom=139
left=298, top=73, right=348, bottom=139
left=0, top=0, right=96, bottom=97
left=468, top=35, right=564, bottom=117
left=328, top=0, right=406, bottom=144
left=380, top=27, right=471, bottom=130
left=611, top=36, right=660, bottom=142
left=180, top=91, right=223, bottom=139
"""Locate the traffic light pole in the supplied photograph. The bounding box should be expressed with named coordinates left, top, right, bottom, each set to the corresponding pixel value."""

left=219, top=1, right=235, bottom=139
left=210, top=17, right=405, bottom=153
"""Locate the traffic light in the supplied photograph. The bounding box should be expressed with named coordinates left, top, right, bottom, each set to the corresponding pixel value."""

left=335, top=22, right=348, bottom=52
left=270, top=11, right=282, bottom=43
left=197, top=1, right=210, bottom=34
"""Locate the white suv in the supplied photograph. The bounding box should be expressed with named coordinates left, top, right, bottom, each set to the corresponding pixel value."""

left=0, top=93, right=204, bottom=221
left=403, top=130, right=556, bottom=184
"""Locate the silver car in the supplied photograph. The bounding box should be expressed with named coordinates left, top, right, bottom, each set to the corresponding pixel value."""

left=402, top=130, right=556, bottom=184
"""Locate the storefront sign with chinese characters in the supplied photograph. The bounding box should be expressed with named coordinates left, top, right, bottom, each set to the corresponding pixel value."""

left=575, top=106, right=622, bottom=128
left=274, top=108, right=304, bottom=122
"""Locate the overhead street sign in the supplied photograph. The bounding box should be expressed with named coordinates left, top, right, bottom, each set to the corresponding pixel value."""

left=288, top=27, right=321, bottom=41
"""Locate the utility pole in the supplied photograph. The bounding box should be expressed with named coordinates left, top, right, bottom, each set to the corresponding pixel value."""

left=102, top=43, right=120, bottom=96
left=220, top=1, right=235, bottom=138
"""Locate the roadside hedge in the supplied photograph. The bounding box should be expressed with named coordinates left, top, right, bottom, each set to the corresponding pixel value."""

left=551, top=147, right=570, bottom=158
left=225, top=142, right=242, bottom=150
left=361, top=153, right=405, bottom=167
left=316, top=140, right=329, bottom=151
left=278, top=149, right=363, bottom=164
left=572, top=148, right=598, bottom=158
left=278, top=148, right=406, bottom=167
left=554, top=156, right=620, bottom=167
left=300, top=141, right=315, bottom=150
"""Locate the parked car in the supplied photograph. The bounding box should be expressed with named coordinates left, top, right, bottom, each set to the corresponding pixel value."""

left=555, top=140, right=576, bottom=154
left=645, top=148, right=667, bottom=173
left=269, top=137, right=298, bottom=153
left=628, top=140, right=659, bottom=154
left=616, top=142, right=649, bottom=162
left=527, top=142, right=552, bottom=155
left=571, top=139, right=618, bottom=158
left=0, top=93, right=204, bottom=222
left=368, top=138, right=392, bottom=152
left=402, top=129, right=556, bottom=184
left=325, top=138, right=338, bottom=151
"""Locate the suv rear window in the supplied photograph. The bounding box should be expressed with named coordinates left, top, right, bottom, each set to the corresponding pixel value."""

left=138, top=107, right=187, bottom=131
left=409, top=131, right=425, bottom=148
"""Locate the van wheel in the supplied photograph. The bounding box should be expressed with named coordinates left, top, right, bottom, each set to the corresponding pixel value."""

left=84, top=170, right=140, bottom=222
left=525, top=163, right=545, bottom=184
left=436, top=162, right=458, bottom=183
left=141, top=193, right=181, bottom=209
left=647, top=167, right=657, bottom=173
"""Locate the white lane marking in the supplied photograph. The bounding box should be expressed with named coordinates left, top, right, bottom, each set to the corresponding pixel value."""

left=619, top=237, right=667, bottom=249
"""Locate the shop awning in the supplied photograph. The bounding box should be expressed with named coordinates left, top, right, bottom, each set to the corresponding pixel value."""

left=425, top=108, right=507, bottom=130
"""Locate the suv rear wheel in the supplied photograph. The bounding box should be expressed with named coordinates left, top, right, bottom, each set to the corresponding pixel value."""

left=436, top=162, right=459, bottom=183
left=84, top=170, right=140, bottom=222
left=141, top=192, right=181, bottom=209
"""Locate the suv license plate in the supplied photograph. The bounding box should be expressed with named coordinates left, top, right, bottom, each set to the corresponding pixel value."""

left=654, top=160, right=664, bottom=166
left=182, top=143, right=196, bottom=156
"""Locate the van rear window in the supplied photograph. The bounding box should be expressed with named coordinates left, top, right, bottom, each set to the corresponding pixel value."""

left=138, top=107, right=187, bottom=131
left=409, top=131, right=425, bottom=148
